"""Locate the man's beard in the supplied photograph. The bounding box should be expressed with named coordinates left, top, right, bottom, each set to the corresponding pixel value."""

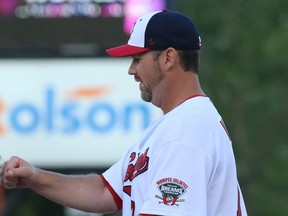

left=141, top=64, right=164, bottom=103
left=141, top=86, right=153, bottom=102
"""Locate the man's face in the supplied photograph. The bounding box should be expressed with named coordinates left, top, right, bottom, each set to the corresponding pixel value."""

left=129, top=51, right=164, bottom=104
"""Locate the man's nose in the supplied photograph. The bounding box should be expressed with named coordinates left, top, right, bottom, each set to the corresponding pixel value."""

left=128, top=64, right=135, bottom=75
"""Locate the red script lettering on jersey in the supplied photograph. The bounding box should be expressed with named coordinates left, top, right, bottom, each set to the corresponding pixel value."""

left=124, top=148, right=150, bottom=182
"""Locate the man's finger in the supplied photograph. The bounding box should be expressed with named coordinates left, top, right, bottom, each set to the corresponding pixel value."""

left=5, top=156, right=21, bottom=171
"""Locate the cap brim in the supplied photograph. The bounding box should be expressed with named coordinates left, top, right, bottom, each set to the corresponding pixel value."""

left=106, top=44, right=150, bottom=57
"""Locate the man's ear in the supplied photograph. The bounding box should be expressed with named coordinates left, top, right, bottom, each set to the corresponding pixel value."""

left=160, top=48, right=178, bottom=71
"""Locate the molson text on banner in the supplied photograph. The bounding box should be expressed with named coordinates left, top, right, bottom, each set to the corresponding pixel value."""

left=0, top=86, right=151, bottom=135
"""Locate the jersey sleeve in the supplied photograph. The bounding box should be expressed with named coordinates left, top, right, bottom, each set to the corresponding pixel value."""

left=101, top=157, right=125, bottom=210
left=139, top=141, right=213, bottom=216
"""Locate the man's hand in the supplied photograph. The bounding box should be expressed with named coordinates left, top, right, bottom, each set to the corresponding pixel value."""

left=2, top=156, right=37, bottom=189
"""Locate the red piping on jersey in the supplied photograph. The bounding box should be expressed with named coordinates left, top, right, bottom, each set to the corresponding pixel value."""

left=100, top=175, right=123, bottom=210
left=140, top=214, right=160, bottom=216
left=237, top=187, right=242, bottom=216
left=220, top=119, right=232, bottom=141
left=179, top=94, right=207, bottom=106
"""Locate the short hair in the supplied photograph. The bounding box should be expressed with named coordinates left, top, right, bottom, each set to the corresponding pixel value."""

left=152, top=49, right=200, bottom=74
left=178, top=50, right=200, bottom=74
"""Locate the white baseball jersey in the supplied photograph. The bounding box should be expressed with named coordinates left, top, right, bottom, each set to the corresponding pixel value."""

left=102, top=96, right=247, bottom=216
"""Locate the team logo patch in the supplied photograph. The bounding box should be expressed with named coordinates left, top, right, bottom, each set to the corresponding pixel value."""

left=155, top=177, right=188, bottom=206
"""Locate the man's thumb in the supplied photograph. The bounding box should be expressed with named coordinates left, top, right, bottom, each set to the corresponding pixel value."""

left=9, top=166, right=30, bottom=178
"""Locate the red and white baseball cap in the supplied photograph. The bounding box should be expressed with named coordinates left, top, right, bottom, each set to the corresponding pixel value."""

left=106, top=10, right=201, bottom=57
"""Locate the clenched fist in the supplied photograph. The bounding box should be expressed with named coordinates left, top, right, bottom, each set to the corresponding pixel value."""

left=1, top=156, right=37, bottom=190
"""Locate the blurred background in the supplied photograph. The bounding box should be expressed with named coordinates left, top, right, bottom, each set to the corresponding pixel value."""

left=0, top=0, right=287, bottom=215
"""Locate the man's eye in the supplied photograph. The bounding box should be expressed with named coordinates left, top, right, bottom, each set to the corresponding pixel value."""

left=133, top=58, right=140, bottom=63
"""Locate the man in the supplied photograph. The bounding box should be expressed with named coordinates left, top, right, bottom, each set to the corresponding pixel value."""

left=1, top=10, right=247, bottom=216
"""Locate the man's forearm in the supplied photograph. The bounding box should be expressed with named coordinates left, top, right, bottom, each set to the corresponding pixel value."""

left=30, top=170, right=117, bottom=213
